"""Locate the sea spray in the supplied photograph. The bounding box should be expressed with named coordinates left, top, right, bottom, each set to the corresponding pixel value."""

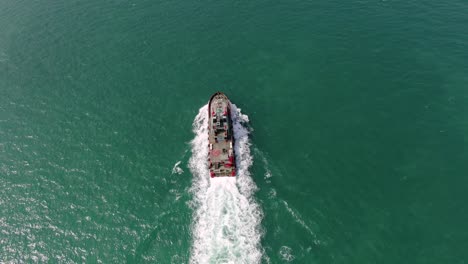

left=189, top=104, right=263, bottom=264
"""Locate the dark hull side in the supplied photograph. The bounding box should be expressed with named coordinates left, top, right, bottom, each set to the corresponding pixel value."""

left=208, top=92, right=236, bottom=177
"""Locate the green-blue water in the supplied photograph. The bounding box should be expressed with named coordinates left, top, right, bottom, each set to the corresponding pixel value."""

left=1, top=0, right=467, bottom=263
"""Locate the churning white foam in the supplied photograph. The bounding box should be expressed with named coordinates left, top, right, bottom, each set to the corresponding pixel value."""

left=189, top=104, right=263, bottom=264
left=172, top=161, right=184, bottom=175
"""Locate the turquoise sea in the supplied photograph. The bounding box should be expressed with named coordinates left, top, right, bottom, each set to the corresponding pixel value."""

left=1, top=0, right=467, bottom=263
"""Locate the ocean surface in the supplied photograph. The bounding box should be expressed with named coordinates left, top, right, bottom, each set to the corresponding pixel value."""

left=1, top=0, right=467, bottom=263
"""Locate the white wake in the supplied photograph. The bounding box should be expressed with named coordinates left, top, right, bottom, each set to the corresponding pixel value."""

left=189, top=104, right=263, bottom=264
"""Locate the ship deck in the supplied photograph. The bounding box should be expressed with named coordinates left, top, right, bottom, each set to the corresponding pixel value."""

left=208, top=92, right=235, bottom=177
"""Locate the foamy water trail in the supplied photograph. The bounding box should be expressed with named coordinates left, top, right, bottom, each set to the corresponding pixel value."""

left=189, top=104, right=263, bottom=264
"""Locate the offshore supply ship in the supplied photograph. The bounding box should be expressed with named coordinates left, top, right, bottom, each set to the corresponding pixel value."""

left=208, top=92, right=236, bottom=177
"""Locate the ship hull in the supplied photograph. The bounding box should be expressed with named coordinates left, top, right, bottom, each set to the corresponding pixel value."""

left=208, top=92, right=236, bottom=177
